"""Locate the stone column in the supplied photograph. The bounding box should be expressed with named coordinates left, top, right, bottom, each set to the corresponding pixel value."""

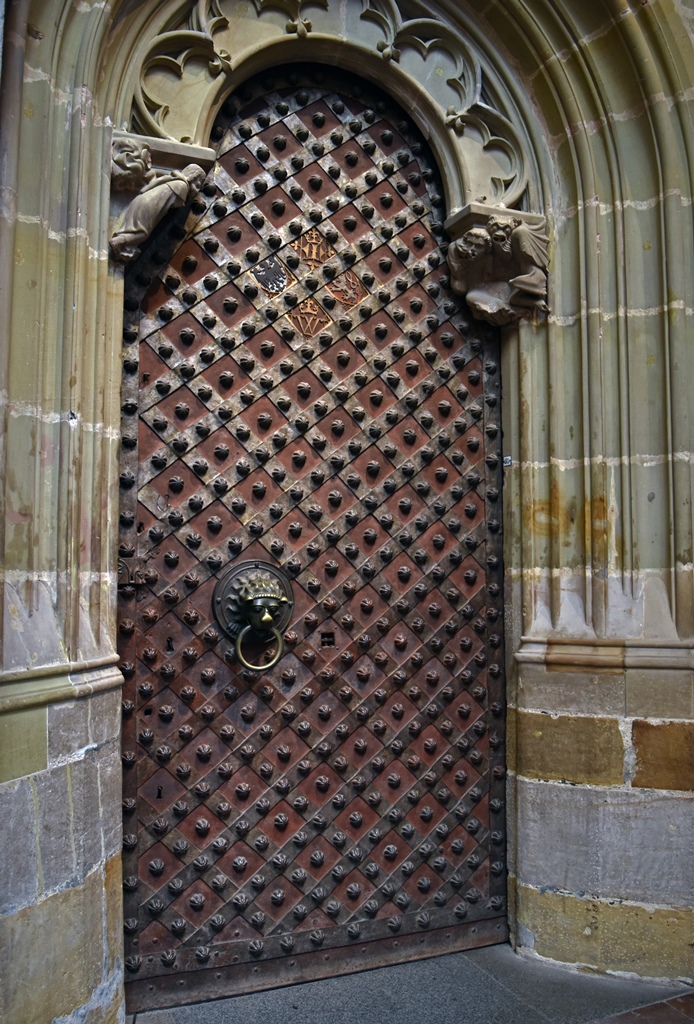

left=465, top=0, right=694, bottom=982
left=0, top=2, right=125, bottom=1020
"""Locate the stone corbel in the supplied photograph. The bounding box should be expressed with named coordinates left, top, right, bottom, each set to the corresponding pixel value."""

left=111, top=130, right=216, bottom=184
left=109, top=131, right=216, bottom=263
left=445, top=203, right=550, bottom=327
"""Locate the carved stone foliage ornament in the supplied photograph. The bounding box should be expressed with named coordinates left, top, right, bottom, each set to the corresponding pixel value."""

left=447, top=210, right=549, bottom=326
left=110, top=141, right=207, bottom=262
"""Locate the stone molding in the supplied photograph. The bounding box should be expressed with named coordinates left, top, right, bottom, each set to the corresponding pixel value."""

left=516, top=637, right=694, bottom=672
left=0, top=663, right=123, bottom=714
left=111, top=131, right=216, bottom=180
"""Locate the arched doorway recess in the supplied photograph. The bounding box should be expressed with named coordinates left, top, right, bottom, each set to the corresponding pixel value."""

left=3, top=1, right=692, bottom=1021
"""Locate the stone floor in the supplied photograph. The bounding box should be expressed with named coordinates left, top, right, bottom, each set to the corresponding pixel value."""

left=126, top=943, right=693, bottom=1024
left=595, top=994, right=694, bottom=1024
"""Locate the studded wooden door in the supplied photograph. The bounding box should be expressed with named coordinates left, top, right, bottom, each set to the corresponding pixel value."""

left=119, top=68, right=507, bottom=1013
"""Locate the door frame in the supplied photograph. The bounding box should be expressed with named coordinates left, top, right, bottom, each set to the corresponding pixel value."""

left=117, top=64, right=510, bottom=1011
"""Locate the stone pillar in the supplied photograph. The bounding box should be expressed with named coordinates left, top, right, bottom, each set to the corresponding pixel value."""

left=1, top=693, right=124, bottom=1023
left=468, top=0, right=694, bottom=982
left=0, top=2, right=125, bottom=1020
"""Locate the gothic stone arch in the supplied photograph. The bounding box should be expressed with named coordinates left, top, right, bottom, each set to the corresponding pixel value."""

left=2, top=1, right=693, bottom=1021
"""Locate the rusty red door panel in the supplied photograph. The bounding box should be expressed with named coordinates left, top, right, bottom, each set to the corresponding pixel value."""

left=119, top=67, right=507, bottom=1013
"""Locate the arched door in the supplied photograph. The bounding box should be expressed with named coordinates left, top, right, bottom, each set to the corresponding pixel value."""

left=118, top=66, right=506, bottom=1012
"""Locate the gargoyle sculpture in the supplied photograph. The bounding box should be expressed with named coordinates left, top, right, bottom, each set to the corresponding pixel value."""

left=447, top=214, right=549, bottom=326
left=109, top=140, right=206, bottom=263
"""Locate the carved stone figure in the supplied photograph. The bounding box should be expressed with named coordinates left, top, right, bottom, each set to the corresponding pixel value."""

left=447, top=227, right=496, bottom=305
left=448, top=214, right=549, bottom=325
left=110, top=138, right=153, bottom=193
left=110, top=157, right=206, bottom=262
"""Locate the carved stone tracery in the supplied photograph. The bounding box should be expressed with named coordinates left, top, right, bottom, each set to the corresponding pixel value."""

left=251, top=0, right=330, bottom=37
left=119, top=0, right=531, bottom=209
left=109, top=0, right=551, bottom=323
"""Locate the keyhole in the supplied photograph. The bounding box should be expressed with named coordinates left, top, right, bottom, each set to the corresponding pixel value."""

left=166, top=637, right=174, bottom=654
left=156, top=786, right=163, bottom=799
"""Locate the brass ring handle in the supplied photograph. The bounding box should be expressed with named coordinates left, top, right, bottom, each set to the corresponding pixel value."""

left=235, top=624, right=283, bottom=671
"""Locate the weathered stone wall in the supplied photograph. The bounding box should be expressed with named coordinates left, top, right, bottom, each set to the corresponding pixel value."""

left=473, top=0, right=694, bottom=982
left=1, top=0, right=693, bottom=1020
left=0, top=0, right=125, bottom=1020
left=1, top=692, right=124, bottom=1023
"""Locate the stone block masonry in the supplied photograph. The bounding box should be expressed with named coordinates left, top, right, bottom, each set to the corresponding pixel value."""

left=0, top=689, right=124, bottom=1024
left=632, top=721, right=694, bottom=791
left=507, top=661, right=694, bottom=982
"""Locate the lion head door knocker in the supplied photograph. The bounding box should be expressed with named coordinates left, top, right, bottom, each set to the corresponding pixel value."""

left=212, top=561, right=294, bottom=670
